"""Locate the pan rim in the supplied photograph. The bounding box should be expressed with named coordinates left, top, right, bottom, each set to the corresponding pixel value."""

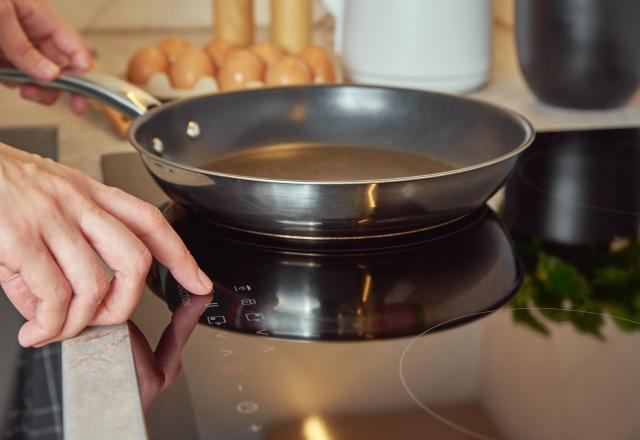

left=128, top=84, right=536, bottom=186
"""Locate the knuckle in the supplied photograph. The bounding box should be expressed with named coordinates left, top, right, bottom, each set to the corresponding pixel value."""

left=38, top=315, right=66, bottom=337
left=0, top=270, right=21, bottom=285
left=38, top=325, right=61, bottom=339
left=82, top=272, right=110, bottom=303
left=48, top=173, right=77, bottom=196
left=43, top=319, right=64, bottom=335
left=109, top=309, right=131, bottom=325
left=28, top=153, right=43, bottom=162
left=143, top=202, right=166, bottom=228
left=102, top=184, right=123, bottom=196
left=20, top=160, right=39, bottom=176
left=10, top=40, right=35, bottom=60
left=41, top=157, right=57, bottom=167
left=131, top=246, right=153, bottom=276
left=33, top=192, right=61, bottom=219
left=112, top=290, right=143, bottom=325
left=0, top=225, right=34, bottom=257
left=50, top=281, right=72, bottom=305
left=142, top=246, right=153, bottom=266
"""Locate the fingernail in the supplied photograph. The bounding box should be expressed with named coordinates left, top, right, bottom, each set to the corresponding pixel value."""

left=37, top=58, right=60, bottom=79
left=198, top=268, right=213, bottom=292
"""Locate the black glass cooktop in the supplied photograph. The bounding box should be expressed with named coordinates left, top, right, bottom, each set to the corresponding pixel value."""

left=149, top=204, right=522, bottom=341
left=103, top=127, right=640, bottom=440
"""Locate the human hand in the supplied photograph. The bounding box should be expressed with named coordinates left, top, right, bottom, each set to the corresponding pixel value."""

left=0, top=143, right=213, bottom=347
left=0, top=0, right=91, bottom=114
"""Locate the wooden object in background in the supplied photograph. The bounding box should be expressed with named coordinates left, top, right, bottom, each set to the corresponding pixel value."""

left=271, top=0, right=312, bottom=54
left=214, top=0, right=254, bottom=47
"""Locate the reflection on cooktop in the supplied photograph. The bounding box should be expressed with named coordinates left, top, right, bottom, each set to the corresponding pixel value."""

left=505, top=128, right=640, bottom=339
left=102, top=128, right=640, bottom=440
left=505, top=127, right=640, bottom=245
left=508, top=233, right=640, bottom=338
left=146, top=205, right=522, bottom=340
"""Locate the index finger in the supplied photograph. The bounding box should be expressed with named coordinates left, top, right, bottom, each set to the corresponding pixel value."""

left=90, top=184, right=213, bottom=295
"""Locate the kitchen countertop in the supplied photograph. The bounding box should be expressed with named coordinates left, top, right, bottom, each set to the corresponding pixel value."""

left=0, top=24, right=638, bottom=440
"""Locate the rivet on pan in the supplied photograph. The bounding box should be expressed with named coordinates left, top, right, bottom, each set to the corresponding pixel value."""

left=186, top=121, right=201, bottom=139
left=152, top=137, right=164, bottom=154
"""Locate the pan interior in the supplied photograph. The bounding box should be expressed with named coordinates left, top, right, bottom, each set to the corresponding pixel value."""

left=200, top=142, right=457, bottom=181
left=132, top=86, right=533, bottom=182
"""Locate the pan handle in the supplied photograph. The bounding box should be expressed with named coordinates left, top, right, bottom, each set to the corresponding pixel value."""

left=0, top=68, right=161, bottom=118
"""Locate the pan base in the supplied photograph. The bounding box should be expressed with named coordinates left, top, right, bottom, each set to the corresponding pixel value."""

left=163, top=202, right=484, bottom=251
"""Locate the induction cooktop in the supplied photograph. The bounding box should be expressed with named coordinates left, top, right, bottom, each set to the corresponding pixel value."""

left=103, top=127, right=640, bottom=440
left=149, top=203, right=522, bottom=341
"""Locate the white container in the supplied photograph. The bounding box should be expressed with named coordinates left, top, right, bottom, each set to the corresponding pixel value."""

left=322, top=0, right=492, bottom=93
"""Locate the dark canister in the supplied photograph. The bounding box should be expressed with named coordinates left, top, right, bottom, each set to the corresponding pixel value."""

left=516, top=0, right=640, bottom=109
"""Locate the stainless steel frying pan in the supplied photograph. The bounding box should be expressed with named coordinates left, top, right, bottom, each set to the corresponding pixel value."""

left=0, top=68, right=534, bottom=240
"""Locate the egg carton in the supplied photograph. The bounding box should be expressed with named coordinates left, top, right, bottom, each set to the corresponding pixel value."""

left=143, top=72, right=219, bottom=100
left=134, top=58, right=344, bottom=101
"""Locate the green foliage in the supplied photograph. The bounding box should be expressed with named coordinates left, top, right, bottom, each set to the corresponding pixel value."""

left=509, top=237, right=640, bottom=339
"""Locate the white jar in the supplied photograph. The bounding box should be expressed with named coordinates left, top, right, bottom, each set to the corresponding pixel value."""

left=323, top=0, right=492, bottom=93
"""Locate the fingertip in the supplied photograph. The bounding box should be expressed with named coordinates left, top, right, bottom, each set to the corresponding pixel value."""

left=72, top=50, right=91, bottom=73
left=34, top=57, right=60, bottom=81
left=192, top=289, right=214, bottom=296
left=70, top=95, right=88, bottom=115
left=197, top=268, right=214, bottom=294
left=174, top=269, right=213, bottom=296
left=18, top=321, right=44, bottom=347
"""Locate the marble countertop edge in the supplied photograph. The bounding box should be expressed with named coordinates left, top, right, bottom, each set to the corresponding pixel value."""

left=62, top=325, right=147, bottom=440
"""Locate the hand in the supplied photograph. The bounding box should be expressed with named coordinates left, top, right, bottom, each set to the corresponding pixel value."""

left=0, top=0, right=91, bottom=114
left=0, top=143, right=214, bottom=347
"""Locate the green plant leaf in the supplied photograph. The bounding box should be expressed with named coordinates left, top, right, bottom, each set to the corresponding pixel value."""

left=535, top=252, right=591, bottom=304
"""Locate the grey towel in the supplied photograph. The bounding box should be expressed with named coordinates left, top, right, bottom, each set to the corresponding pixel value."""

left=2, top=345, right=63, bottom=440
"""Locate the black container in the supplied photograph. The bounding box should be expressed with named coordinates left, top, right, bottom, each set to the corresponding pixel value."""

left=516, top=0, right=640, bottom=109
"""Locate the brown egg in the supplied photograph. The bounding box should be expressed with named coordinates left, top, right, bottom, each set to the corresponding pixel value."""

left=218, top=49, right=265, bottom=91
left=251, top=42, right=285, bottom=66
left=168, top=48, right=215, bottom=89
left=127, top=47, right=169, bottom=85
left=203, top=39, right=236, bottom=69
left=298, top=45, right=335, bottom=83
left=158, top=36, right=191, bottom=64
left=265, top=56, right=312, bottom=87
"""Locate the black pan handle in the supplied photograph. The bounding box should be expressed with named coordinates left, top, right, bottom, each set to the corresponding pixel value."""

left=0, top=68, right=161, bottom=118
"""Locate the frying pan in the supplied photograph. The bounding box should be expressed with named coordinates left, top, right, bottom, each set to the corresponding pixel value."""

left=0, top=68, right=534, bottom=240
